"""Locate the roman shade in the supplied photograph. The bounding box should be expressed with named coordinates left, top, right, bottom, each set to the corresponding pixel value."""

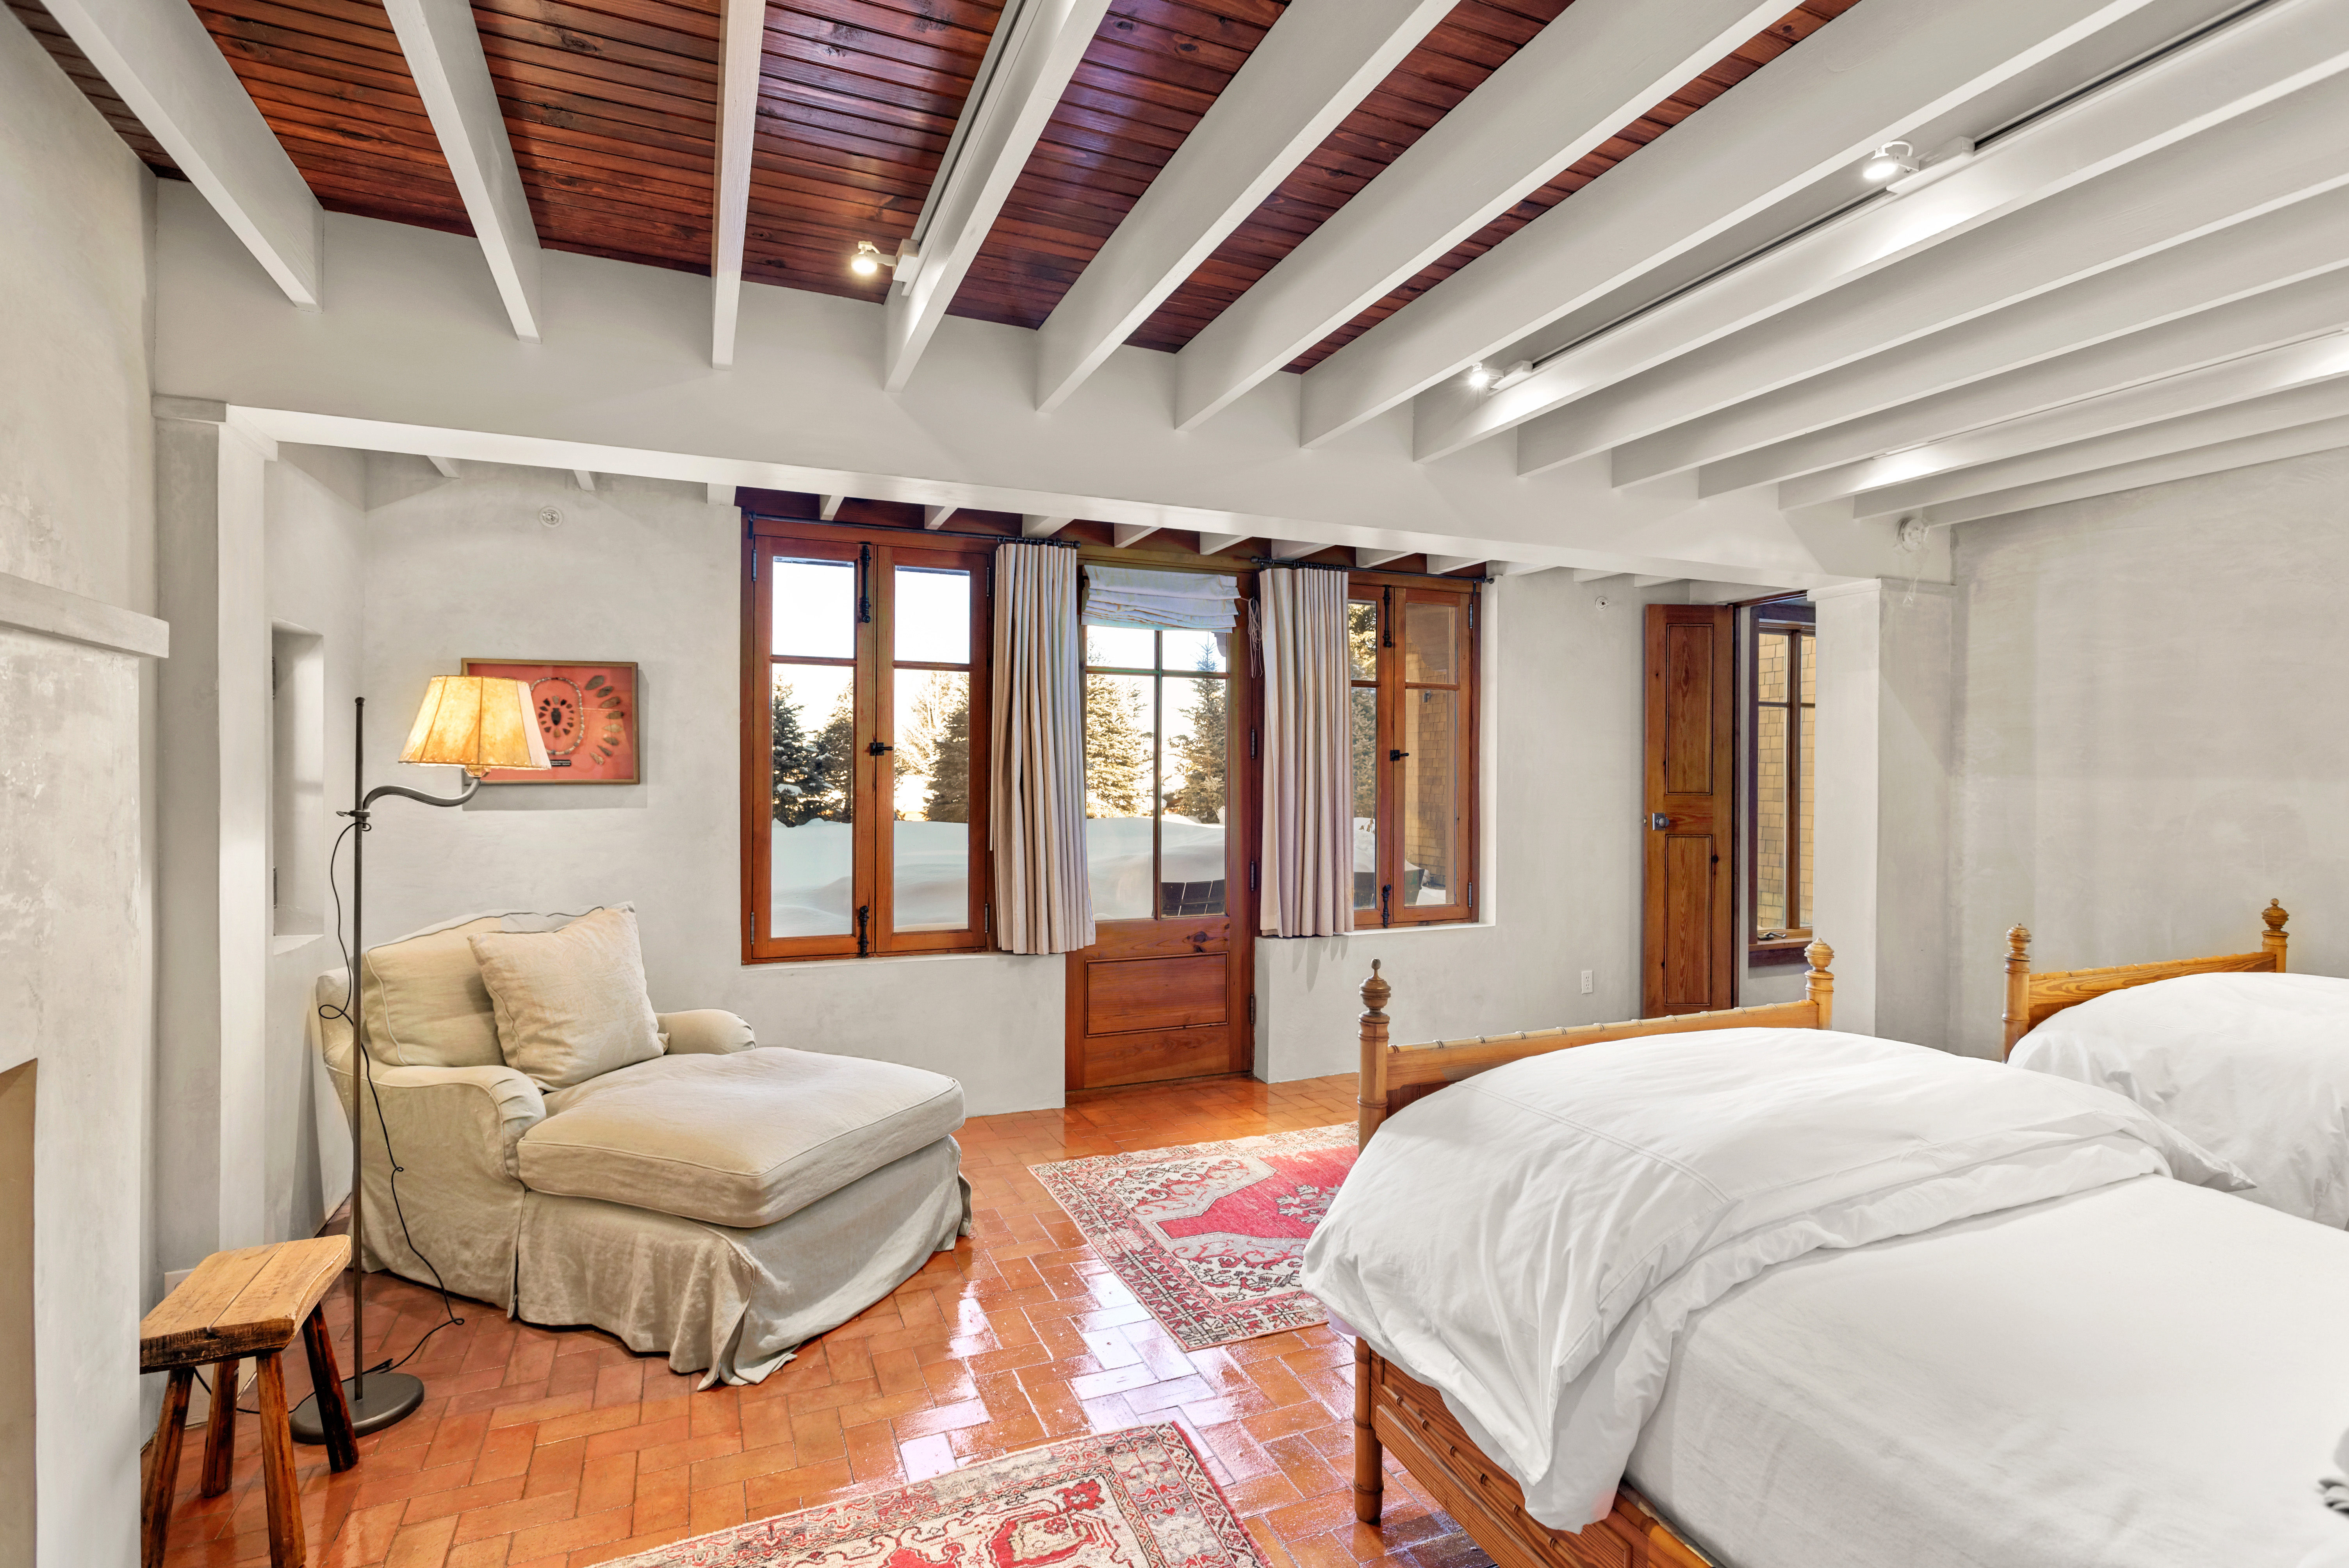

left=1083, top=565, right=1242, bottom=630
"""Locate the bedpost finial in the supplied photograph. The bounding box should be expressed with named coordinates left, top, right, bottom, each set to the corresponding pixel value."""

left=2006, top=924, right=2031, bottom=962
left=1805, top=939, right=1832, bottom=974
left=2265, top=899, right=2289, bottom=933
left=1361, top=959, right=1390, bottom=1016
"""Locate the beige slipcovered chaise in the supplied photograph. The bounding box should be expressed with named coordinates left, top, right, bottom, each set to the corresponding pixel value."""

left=312, top=905, right=970, bottom=1386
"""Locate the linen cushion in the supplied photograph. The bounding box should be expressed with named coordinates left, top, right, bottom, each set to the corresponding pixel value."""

left=469, top=905, right=665, bottom=1089
left=360, top=916, right=505, bottom=1068
left=519, top=1048, right=964, bottom=1229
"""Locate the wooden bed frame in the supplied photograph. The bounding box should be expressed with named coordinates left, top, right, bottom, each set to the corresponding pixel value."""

left=2000, top=900, right=2290, bottom=1059
left=1349, top=944, right=1837, bottom=1568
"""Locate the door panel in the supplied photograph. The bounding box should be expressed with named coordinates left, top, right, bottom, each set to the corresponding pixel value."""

left=1085, top=954, right=1229, bottom=1035
left=1643, top=605, right=1735, bottom=1017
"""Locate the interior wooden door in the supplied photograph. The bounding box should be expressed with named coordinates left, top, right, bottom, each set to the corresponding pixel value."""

left=1066, top=616, right=1256, bottom=1091
left=1642, top=604, right=1736, bottom=1016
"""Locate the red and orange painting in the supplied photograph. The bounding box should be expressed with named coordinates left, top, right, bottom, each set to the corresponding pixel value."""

left=462, top=659, right=640, bottom=784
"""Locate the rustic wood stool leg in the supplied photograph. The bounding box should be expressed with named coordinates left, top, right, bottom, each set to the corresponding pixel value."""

left=199, top=1357, right=239, bottom=1497
left=1353, top=1339, right=1384, bottom=1525
left=299, top=1305, right=360, bottom=1472
left=141, top=1367, right=193, bottom=1568
left=253, top=1352, right=305, bottom=1568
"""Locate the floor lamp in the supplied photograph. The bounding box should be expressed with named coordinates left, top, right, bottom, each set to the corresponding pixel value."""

left=291, top=675, right=550, bottom=1441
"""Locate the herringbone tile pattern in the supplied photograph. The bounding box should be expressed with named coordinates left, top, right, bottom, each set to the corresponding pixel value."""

left=151, top=1072, right=1490, bottom=1568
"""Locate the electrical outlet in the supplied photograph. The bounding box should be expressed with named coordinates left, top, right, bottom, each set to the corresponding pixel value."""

left=1580, top=969, right=1593, bottom=994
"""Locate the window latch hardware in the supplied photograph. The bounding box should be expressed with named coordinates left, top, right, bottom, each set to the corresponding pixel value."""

left=1389, top=749, right=1409, bottom=761
left=1380, top=882, right=1393, bottom=928
left=867, top=740, right=894, bottom=756
left=855, top=904, right=872, bottom=957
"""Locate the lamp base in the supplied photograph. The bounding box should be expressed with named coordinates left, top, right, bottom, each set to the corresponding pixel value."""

left=291, top=1371, right=425, bottom=1442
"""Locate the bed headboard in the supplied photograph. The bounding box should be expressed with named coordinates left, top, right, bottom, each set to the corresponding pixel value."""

left=1999, top=900, right=2290, bottom=1060
left=1355, top=943, right=1835, bottom=1147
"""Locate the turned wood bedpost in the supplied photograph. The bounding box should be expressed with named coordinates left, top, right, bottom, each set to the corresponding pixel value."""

left=2001, top=925, right=2033, bottom=1060
left=1358, top=960, right=1390, bottom=1150
left=1804, top=941, right=1835, bottom=1030
left=2263, top=900, right=2290, bottom=972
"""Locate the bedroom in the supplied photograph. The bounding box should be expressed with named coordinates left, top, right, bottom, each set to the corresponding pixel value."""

left=3, top=0, right=2345, bottom=1562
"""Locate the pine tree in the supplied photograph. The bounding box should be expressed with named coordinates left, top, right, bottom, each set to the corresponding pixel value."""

left=897, top=678, right=971, bottom=823
left=1164, top=657, right=1228, bottom=823
left=1084, top=675, right=1151, bottom=818
left=815, top=690, right=854, bottom=818
left=770, top=683, right=828, bottom=825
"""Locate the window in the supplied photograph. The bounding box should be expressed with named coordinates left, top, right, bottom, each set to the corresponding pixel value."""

left=744, top=522, right=991, bottom=959
left=1347, top=576, right=1478, bottom=927
left=1080, top=620, right=1237, bottom=921
left=1749, top=600, right=1815, bottom=960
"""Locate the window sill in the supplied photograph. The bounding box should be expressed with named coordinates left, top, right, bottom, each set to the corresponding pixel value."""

left=1747, top=938, right=1814, bottom=968
left=741, top=946, right=1021, bottom=970
left=1264, top=917, right=1494, bottom=939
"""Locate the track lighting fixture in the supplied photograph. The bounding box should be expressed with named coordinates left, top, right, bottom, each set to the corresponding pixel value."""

left=1465, top=362, right=1493, bottom=390
left=1466, top=359, right=1535, bottom=393
left=850, top=241, right=884, bottom=277
left=1860, top=140, right=1920, bottom=184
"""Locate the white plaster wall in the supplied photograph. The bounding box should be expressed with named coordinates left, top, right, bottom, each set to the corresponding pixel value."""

left=1254, top=572, right=1668, bottom=1079
left=263, top=445, right=366, bottom=1237
left=1950, top=446, right=2349, bottom=1057
left=0, top=8, right=156, bottom=1560
left=355, top=462, right=1066, bottom=1115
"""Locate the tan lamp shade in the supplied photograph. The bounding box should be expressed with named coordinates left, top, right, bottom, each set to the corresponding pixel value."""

left=400, top=676, right=553, bottom=775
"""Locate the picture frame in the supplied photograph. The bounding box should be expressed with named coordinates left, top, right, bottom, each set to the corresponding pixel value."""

left=460, top=658, right=641, bottom=784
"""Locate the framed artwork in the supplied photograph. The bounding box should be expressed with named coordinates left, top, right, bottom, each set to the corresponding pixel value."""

left=461, top=659, right=640, bottom=783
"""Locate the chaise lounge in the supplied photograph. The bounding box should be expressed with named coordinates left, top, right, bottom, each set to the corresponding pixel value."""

left=311, top=904, right=970, bottom=1386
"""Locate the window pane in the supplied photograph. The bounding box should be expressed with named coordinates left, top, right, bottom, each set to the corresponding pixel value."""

left=892, top=670, right=970, bottom=932
left=1798, top=629, right=1816, bottom=705
left=1798, top=699, right=1816, bottom=931
left=1084, top=673, right=1155, bottom=919
left=1347, top=600, right=1378, bottom=680
left=1085, top=625, right=1154, bottom=670
left=769, top=664, right=855, bottom=936
left=1403, top=599, right=1459, bottom=684
left=772, top=558, right=856, bottom=659
left=1757, top=631, right=1789, bottom=704
left=1352, top=686, right=1378, bottom=911
left=895, top=567, right=970, bottom=665
left=1754, top=703, right=1788, bottom=935
left=1161, top=675, right=1228, bottom=917
left=1161, top=628, right=1230, bottom=674
left=1402, top=688, right=1460, bottom=906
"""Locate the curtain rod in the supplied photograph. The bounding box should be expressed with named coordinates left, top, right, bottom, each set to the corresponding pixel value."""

left=1252, top=556, right=1491, bottom=583
left=744, top=511, right=1080, bottom=548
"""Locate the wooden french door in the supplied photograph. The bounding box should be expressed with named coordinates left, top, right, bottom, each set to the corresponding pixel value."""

left=1066, top=615, right=1257, bottom=1090
left=1642, top=604, right=1736, bottom=1016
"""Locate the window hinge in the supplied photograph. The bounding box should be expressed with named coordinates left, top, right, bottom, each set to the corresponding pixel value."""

left=857, top=543, right=873, bottom=623
left=856, top=904, right=872, bottom=957
left=1248, top=994, right=1256, bottom=1025
left=1380, top=882, right=1393, bottom=928
left=1249, top=727, right=1259, bottom=760
left=1248, top=859, right=1258, bottom=893
left=1468, top=596, right=1476, bottom=631
left=750, top=551, right=758, bottom=580
left=747, top=910, right=756, bottom=945
left=984, top=901, right=992, bottom=937
left=1467, top=880, right=1475, bottom=908
left=1382, top=587, right=1394, bottom=648
left=271, top=866, right=278, bottom=909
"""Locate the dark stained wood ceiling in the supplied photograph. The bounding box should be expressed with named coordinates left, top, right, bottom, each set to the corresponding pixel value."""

left=14, top=0, right=1863, bottom=370
left=5, top=0, right=183, bottom=175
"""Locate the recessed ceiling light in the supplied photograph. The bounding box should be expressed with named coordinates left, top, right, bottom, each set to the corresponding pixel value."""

left=850, top=241, right=884, bottom=278
left=1860, top=140, right=1920, bottom=183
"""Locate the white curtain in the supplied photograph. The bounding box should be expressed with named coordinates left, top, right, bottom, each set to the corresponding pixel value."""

left=990, top=543, right=1095, bottom=954
left=1259, top=567, right=1354, bottom=937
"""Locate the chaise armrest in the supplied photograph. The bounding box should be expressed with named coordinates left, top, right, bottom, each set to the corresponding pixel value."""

left=658, top=1010, right=757, bottom=1055
left=333, top=1060, right=547, bottom=1180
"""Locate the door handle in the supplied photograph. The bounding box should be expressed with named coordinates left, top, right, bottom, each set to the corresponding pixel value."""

left=1648, top=813, right=1669, bottom=830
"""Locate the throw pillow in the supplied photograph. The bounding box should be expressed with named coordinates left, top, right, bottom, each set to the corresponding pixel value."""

left=360, top=916, right=506, bottom=1068
left=469, top=905, right=665, bottom=1089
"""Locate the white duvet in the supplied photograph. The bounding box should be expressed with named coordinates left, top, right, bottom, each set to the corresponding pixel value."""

left=2010, top=970, right=2349, bottom=1226
left=1299, top=1027, right=2246, bottom=1532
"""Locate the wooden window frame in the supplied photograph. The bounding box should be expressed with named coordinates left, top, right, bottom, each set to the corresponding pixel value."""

left=741, top=519, right=994, bottom=962
left=1349, top=571, right=1480, bottom=929
left=1746, top=599, right=1815, bottom=967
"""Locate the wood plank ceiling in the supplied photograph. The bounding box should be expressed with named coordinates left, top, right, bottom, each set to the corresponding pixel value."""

left=16, top=0, right=1858, bottom=372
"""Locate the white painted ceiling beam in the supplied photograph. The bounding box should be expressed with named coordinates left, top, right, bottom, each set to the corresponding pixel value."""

left=1268, top=541, right=1322, bottom=559
left=1780, top=333, right=2349, bottom=508
left=428, top=455, right=461, bottom=478
left=924, top=506, right=958, bottom=529
left=820, top=494, right=846, bottom=520
left=1020, top=515, right=1074, bottom=537
left=1615, top=189, right=2349, bottom=486
left=1355, top=549, right=1409, bottom=568
left=1167, top=0, right=1795, bottom=432
left=1514, top=82, right=2349, bottom=476
left=1111, top=524, right=1160, bottom=547
left=1693, top=270, right=2349, bottom=495
left=1854, top=375, right=2349, bottom=514
left=1916, top=410, right=2349, bottom=525
left=43, top=0, right=323, bottom=307
left=1570, top=569, right=1619, bottom=583
left=1197, top=533, right=1248, bottom=555
left=707, top=483, right=735, bottom=505
left=1424, top=554, right=1482, bottom=576
left=1628, top=574, right=1678, bottom=588
left=884, top=0, right=1116, bottom=391
left=383, top=0, right=544, bottom=342
left=572, top=469, right=595, bottom=490
left=1032, top=0, right=1453, bottom=412
left=708, top=0, right=765, bottom=367
left=1317, top=0, right=2210, bottom=451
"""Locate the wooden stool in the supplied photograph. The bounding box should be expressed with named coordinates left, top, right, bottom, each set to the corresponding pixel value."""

left=139, top=1236, right=359, bottom=1568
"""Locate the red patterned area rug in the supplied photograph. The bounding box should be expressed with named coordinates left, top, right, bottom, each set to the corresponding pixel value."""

left=1030, top=1125, right=1356, bottom=1352
left=604, top=1424, right=1260, bottom=1568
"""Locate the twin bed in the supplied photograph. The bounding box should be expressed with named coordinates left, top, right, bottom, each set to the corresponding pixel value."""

left=1311, top=911, right=2349, bottom=1568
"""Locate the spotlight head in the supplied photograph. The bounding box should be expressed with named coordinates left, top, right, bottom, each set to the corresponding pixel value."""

left=850, top=241, right=884, bottom=278
left=1465, top=362, right=1494, bottom=390
left=1860, top=140, right=1919, bottom=184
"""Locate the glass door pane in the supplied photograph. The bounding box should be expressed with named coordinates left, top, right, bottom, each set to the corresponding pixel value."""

left=1084, top=671, right=1157, bottom=919
left=769, top=663, right=855, bottom=936
left=1161, top=673, right=1228, bottom=916
left=1401, top=688, right=1460, bottom=907
left=892, top=669, right=971, bottom=930
left=772, top=557, right=857, bottom=658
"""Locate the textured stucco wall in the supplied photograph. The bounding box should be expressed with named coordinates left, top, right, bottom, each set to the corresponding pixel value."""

left=0, top=8, right=157, bottom=1561
left=1950, top=445, right=2349, bottom=1056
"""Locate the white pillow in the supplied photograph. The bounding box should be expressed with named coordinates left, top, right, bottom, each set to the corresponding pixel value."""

left=469, top=905, right=664, bottom=1089
left=359, top=916, right=505, bottom=1068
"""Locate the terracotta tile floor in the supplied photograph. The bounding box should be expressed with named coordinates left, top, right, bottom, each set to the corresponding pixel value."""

left=153, top=1072, right=1493, bottom=1568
